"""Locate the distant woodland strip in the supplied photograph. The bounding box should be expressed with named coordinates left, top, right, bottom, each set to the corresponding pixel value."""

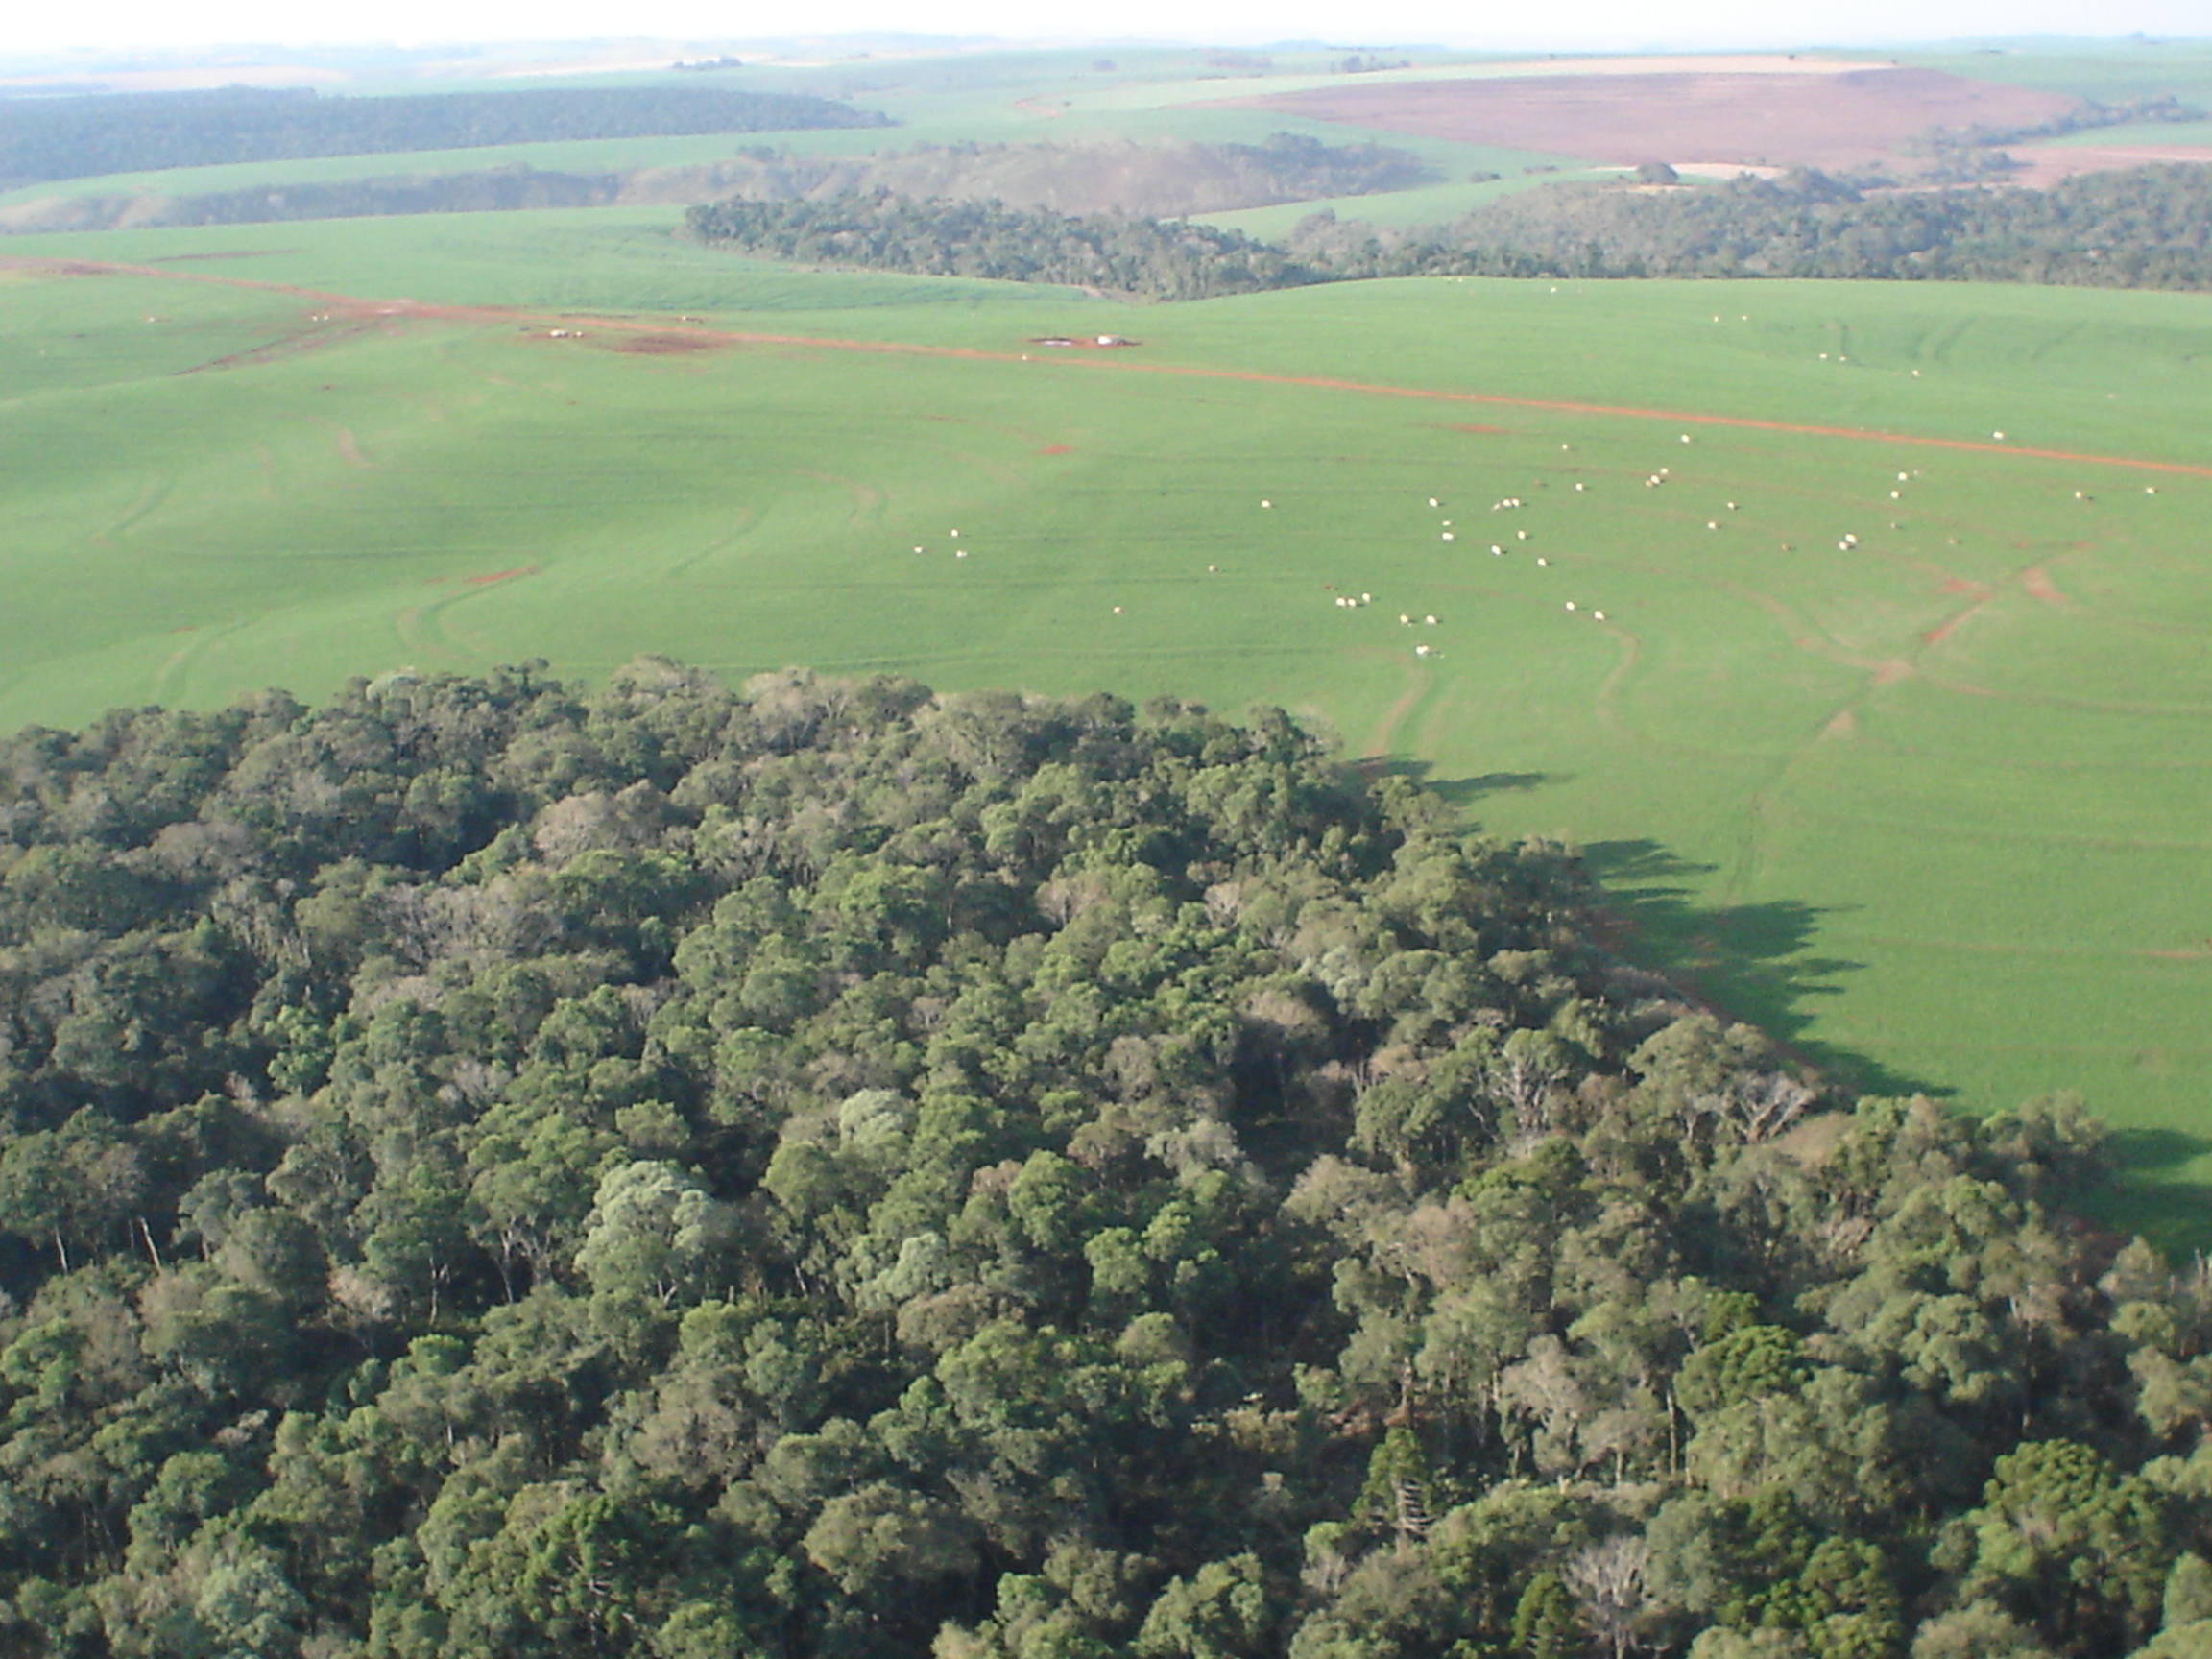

left=1368, top=162, right=2212, bottom=288
left=679, top=132, right=1428, bottom=219
left=0, top=85, right=888, bottom=191
left=0, top=134, right=1431, bottom=237
left=689, top=165, right=2212, bottom=299
left=685, top=190, right=1315, bottom=300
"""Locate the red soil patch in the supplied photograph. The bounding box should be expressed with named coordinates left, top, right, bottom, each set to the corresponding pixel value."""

left=1038, top=444, right=1074, bottom=455
left=462, top=565, right=538, bottom=587
left=1450, top=422, right=1509, bottom=433
left=1822, top=709, right=1858, bottom=738
left=2022, top=567, right=2073, bottom=608
left=1940, top=577, right=1984, bottom=595
left=2006, top=142, right=2212, bottom=188
left=1871, top=659, right=1913, bottom=685
left=1220, top=67, right=2073, bottom=174
left=607, top=332, right=724, bottom=355
left=146, top=249, right=297, bottom=263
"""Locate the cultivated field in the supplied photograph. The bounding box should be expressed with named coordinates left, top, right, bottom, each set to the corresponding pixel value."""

left=1224, top=64, right=2076, bottom=176
left=2, top=209, right=2208, bottom=1238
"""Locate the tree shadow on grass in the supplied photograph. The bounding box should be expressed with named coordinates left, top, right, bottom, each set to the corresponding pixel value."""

left=1581, top=837, right=1948, bottom=1100
left=2095, top=1128, right=2212, bottom=1257
left=1358, top=757, right=1564, bottom=809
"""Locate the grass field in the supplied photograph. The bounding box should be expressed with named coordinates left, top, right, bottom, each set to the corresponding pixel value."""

left=1888, top=39, right=2212, bottom=107
left=2, top=210, right=2208, bottom=1242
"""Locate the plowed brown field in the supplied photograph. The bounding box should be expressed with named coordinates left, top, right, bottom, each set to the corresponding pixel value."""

left=1222, top=66, right=2075, bottom=175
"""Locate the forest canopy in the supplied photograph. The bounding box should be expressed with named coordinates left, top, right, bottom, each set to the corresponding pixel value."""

left=685, top=191, right=1310, bottom=300
left=0, top=661, right=2202, bottom=1659
left=1388, top=161, right=2212, bottom=287
left=688, top=164, right=2212, bottom=299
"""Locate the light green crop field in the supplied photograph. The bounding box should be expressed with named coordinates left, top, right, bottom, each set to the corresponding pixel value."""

left=2, top=211, right=2209, bottom=1242
left=1888, top=39, right=2212, bottom=107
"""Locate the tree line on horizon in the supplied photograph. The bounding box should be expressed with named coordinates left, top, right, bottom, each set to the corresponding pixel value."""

left=0, top=85, right=888, bottom=194
left=0, top=132, right=1428, bottom=240
left=0, top=661, right=2209, bottom=1659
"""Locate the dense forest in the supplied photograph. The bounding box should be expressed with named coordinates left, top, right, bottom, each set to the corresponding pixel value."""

left=688, top=163, right=2212, bottom=299
left=0, top=661, right=2205, bottom=1659
left=685, top=192, right=1310, bottom=299
left=0, top=165, right=633, bottom=235
left=0, top=85, right=888, bottom=192
left=665, top=133, right=1430, bottom=219
left=1898, top=95, right=2206, bottom=184
left=1379, top=161, right=2212, bottom=286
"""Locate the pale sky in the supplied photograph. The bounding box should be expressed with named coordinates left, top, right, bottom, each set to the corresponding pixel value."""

left=6, top=0, right=2207, bottom=59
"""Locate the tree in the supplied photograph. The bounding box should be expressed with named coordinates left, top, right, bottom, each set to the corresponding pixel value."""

left=574, top=1161, right=736, bottom=1305
left=802, top=1482, right=978, bottom=1609
left=1511, top=1573, right=1581, bottom=1659
left=1134, top=1554, right=1271, bottom=1659
left=1565, top=1536, right=1653, bottom=1659
left=1941, top=1440, right=2171, bottom=1653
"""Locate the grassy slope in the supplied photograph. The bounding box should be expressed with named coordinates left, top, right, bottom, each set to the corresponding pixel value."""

left=1884, top=39, right=2212, bottom=105
left=3, top=212, right=2208, bottom=1242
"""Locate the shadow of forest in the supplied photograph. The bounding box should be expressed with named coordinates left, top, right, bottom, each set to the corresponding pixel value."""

left=1577, top=836, right=1945, bottom=1099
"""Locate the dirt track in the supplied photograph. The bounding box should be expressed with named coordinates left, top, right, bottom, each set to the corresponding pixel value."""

left=1219, top=66, right=2074, bottom=173
left=12, top=252, right=2211, bottom=481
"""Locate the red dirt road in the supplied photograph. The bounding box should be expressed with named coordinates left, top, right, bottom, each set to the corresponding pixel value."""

left=12, top=252, right=2212, bottom=481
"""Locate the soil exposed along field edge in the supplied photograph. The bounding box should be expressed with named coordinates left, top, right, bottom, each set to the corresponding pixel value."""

left=10, top=252, right=2211, bottom=479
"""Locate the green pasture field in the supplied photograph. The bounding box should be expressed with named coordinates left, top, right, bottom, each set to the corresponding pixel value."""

left=2, top=210, right=2209, bottom=1242
left=1887, top=39, right=2212, bottom=106
left=1197, top=169, right=1618, bottom=239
